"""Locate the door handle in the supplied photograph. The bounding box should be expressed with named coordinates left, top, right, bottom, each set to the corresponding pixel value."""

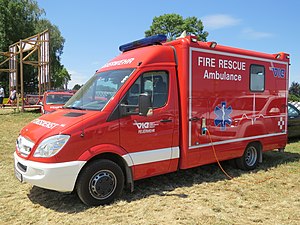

left=160, top=119, right=172, bottom=123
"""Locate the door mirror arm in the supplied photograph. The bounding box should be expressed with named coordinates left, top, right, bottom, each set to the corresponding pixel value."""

left=138, top=93, right=153, bottom=116
left=120, top=93, right=153, bottom=117
left=119, top=104, right=139, bottom=116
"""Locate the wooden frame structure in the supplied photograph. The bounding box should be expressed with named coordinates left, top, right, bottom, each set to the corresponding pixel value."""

left=0, top=30, right=50, bottom=110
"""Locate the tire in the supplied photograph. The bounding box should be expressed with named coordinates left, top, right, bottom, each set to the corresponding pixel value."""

left=235, top=143, right=260, bottom=170
left=76, top=159, right=124, bottom=206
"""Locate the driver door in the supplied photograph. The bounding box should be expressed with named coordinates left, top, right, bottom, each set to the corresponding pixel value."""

left=119, top=69, right=177, bottom=179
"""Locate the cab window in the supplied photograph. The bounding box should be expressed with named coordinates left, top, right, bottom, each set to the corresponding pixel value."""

left=124, top=71, right=169, bottom=111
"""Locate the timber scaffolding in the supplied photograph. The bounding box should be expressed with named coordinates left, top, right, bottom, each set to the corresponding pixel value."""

left=0, top=30, right=50, bottom=111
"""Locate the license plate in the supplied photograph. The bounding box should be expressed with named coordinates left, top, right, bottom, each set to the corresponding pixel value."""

left=15, top=168, right=23, bottom=182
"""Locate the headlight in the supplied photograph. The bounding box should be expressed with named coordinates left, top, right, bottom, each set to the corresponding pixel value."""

left=33, top=135, right=70, bottom=158
left=16, top=135, right=34, bottom=156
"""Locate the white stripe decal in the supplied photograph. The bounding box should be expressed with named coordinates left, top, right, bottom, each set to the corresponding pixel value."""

left=122, top=147, right=180, bottom=167
left=188, top=48, right=193, bottom=147
left=189, top=132, right=286, bottom=149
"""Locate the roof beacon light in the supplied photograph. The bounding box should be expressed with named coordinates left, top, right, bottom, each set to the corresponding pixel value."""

left=119, top=34, right=167, bottom=52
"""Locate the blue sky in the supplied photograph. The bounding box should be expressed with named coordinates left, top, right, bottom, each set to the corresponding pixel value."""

left=37, top=0, right=300, bottom=88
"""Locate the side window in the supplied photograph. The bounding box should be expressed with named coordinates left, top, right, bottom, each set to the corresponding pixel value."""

left=250, top=65, right=265, bottom=92
left=123, top=71, right=169, bottom=111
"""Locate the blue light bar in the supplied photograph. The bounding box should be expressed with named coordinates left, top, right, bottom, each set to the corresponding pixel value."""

left=119, top=34, right=167, bottom=52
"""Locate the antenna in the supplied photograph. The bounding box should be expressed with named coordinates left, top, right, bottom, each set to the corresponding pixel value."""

left=176, top=30, right=187, bottom=39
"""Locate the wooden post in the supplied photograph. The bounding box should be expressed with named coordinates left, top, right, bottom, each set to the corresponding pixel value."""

left=17, top=93, right=20, bottom=112
left=38, top=33, right=41, bottom=96
left=16, top=45, right=19, bottom=101
left=20, top=40, right=24, bottom=112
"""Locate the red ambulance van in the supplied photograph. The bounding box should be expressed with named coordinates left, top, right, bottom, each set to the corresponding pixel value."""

left=14, top=34, right=289, bottom=206
left=40, top=90, right=74, bottom=114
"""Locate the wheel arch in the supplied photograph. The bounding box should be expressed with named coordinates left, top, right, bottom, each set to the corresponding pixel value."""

left=89, top=152, right=134, bottom=191
left=76, top=145, right=134, bottom=192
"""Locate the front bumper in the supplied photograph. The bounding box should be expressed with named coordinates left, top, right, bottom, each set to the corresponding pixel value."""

left=14, top=152, right=86, bottom=192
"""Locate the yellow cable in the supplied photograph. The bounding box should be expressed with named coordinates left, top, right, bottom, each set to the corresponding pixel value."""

left=206, top=129, right=233, bottom=180
left=205, top=128, right=273, bottom=184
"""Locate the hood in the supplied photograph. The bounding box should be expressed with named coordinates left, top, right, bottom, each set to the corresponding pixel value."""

left=20, top=109, right=99, bottom=143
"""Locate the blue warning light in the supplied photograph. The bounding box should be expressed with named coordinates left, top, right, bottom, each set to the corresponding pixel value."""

left=119, top=34, right=167, bottom=52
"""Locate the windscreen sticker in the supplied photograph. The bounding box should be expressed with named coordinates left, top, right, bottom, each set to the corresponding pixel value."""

left=31, top=118, right=65, bottom=129
left=102, top=58, right=135, bottom=68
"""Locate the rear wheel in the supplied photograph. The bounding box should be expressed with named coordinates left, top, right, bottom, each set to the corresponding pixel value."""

left=236, top=143, right=260, bottom=170
left=76, top=159, right=124, bottom=206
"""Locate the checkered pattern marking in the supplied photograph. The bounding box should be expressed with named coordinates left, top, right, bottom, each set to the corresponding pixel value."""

left=278, top=117, right=285, bottom=130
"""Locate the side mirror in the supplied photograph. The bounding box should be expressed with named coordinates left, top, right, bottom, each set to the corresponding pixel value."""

left=139, top=93, right=153, bottom=116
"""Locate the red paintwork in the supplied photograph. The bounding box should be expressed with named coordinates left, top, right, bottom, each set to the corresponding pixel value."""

left=133, top=159, right=178, bottom=180
left=17, top=36, right=289, bottom=182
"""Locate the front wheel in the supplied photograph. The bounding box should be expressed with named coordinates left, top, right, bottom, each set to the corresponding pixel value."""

left=76, top=159, right=124, bottom=206
left=235, top=143, right=260, bottom=170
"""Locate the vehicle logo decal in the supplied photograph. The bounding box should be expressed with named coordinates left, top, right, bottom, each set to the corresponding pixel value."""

left=269, top=62, right=285, bottom=78
left=133, top=120, right=159, bottom=134
left=31, top=118, right=60, bottom=129
left=214, top=101, right=232, bottom=131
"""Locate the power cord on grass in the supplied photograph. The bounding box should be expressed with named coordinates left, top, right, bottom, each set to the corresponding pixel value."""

left=204, top=128, right=273, bottom=184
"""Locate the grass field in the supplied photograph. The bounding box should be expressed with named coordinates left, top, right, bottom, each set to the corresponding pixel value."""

left=0, top=109, right=299, bottom=225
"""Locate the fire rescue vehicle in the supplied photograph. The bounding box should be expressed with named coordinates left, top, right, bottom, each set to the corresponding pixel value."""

left=14, top=34, right=289, bottom=206
left=40, top=90, right=74, bottom=114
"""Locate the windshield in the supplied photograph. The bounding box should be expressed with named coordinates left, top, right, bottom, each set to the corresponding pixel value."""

left=64, top=68, right=134, bottom=111
left=46, top=94, right=73, bottom=105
